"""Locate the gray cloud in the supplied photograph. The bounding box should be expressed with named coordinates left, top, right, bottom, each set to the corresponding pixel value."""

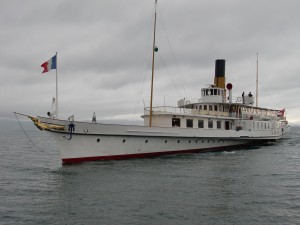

left=1, top=0, right=300, bottom=123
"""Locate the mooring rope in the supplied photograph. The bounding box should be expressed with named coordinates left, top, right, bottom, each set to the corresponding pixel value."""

left=14, top=112, right=54, bottom=155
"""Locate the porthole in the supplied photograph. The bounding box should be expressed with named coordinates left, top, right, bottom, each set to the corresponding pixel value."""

left=202, top=140, right=204, bottom=143
left=97, top=138, right=100, bottom=143
left=84, top=129, right=88, bottom=133
left=189, top=140, right=191, bottom=143
left=123, top=139, right=126, bottom=143
left=165, top=140, right=168, bottom=143
left=145, top=140, right=148, bottom=143
left=196, top=140, right=198, bottom=143
left=177, top=140, right=180, bottom=143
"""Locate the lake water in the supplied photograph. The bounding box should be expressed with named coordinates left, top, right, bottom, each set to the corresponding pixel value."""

left=0, top=119, right=299, bottom=225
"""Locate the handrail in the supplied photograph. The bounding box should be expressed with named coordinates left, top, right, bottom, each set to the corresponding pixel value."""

left=144, top=106, right=238, bottom=118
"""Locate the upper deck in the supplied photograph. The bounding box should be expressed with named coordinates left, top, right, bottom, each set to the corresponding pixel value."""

left=144, top=103, right=284, bottom=121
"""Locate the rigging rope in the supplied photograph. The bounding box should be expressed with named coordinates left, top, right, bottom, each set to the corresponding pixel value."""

left=131, top=5, right=156, bottom=124
left=157, top=8, right=189, bottom=98
left=14, top=112, right=55, bottom=155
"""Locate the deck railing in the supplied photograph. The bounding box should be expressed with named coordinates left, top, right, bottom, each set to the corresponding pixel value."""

left=144, top=106, right=236, bottom=118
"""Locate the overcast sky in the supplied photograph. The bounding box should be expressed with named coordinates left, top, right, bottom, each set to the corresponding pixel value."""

left=1, top=0, right=300, bottom=124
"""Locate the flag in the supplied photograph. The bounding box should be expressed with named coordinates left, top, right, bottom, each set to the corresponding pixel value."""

left=41, top=55, right=57, bottom=73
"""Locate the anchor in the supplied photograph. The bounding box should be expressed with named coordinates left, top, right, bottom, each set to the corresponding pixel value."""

left=64, top=123, right=75, bottom=140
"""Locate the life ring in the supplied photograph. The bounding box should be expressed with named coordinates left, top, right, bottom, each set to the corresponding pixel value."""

left=237, top=97, right=242, bottom=102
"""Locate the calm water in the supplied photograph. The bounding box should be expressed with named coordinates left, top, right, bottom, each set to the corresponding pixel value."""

left=0, top=119, right=299, bottom=225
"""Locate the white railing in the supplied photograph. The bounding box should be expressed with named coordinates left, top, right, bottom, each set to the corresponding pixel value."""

left=144, top=106, right=238, bottom=118
left=144, top=106, right=192, bottom=114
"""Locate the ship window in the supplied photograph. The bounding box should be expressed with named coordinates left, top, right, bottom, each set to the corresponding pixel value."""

left=165, top=140, right=167, bottom=143
left=198, top=120, right=204, bottom=128
left=186, top=119, right=193, bottom=128
left=218, top=89, right=220, bottom=95
left=210, top=89, right=213, bottom=95
left=209, top=105, right=212, bottom=111
left=97, top=138, right=100, bottom=143
left=217, top=121, right=222, bottom=129
left=199, top=105, right=202, bottom=110
left=208, top=120, right=213, bottom=128
left=172, top=118, right=181, bottom=127
left=145, top=140, right=148, bottom=143
left=225, top=121, right=230, bottom=130
left=214, top=105, right=218, bottom=111
left=264, top=123, right=267, bottom=129
left=206, top=89, right=209, bottom=96
left=214, top=89, right=217, bottom=95
left=204, top=105, right=207, bottom=110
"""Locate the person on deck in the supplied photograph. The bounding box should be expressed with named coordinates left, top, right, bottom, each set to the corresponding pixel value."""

left=242, top=92, right=245, bottom=104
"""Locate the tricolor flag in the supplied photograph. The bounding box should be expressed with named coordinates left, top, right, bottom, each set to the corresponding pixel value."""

left=41, top=55, right=57, bottom=73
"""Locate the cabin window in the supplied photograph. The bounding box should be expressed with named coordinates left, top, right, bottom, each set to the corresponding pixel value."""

left=225, top=121, right=230, bottom=130
left=214, top=89, right=217, bottom=95
left=209, top=105, right=212, bottom=111
left=217, top=121, right=222, bottom=129
left=199, top=105, right=202, bottom=110
left=218, top=89, right=220, bottom=95
left=186, top=119, right=193, bottom=128
left=210, top=89, right=213, bottom=95
left=208, top=120, right=213, bottom=128
left=214, top=105, right=218, bottom=111
left=198, top=120, right=204, bottom=128
left=264, top=123, right=267, bottom=129
left=172, top=118, right=181, bottom=127
left=206, top=89, right=209, bottom=96
left=204, top=105, right=207, bottom=110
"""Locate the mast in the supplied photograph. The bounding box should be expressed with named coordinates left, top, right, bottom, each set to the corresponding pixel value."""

left=149, top=0, right=158, bottom=127
left=256, top=52, right=258, bottom=107
left=56, top=52, right=58, bottom=118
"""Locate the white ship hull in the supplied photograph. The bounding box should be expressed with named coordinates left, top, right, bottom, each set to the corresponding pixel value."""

left=39, top=117, right=286, bottom=164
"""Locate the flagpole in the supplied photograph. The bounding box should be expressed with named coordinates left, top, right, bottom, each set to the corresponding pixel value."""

left=149, top=0, right=158, bottom=127
left=256, top=52, right=258, bottom=107
left=56, top=52, right=58, bottom=118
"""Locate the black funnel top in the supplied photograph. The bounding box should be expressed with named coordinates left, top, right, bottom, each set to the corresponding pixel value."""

left=215, top=59, right=225, bottom=77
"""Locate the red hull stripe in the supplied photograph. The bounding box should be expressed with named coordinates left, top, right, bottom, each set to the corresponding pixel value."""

left=62, top=145, right=243, bottom=164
